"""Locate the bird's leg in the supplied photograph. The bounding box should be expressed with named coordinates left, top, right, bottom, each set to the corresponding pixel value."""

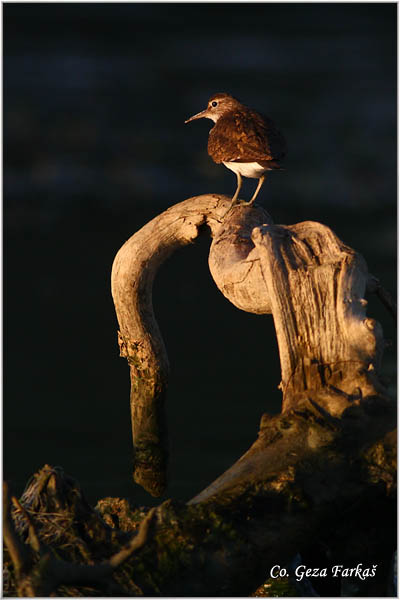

left=229, top=172, right=242, bottom=209
left=249, top=174, right=266, bottom=204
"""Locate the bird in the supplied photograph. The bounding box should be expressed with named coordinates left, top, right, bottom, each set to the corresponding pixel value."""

left=185, top=92, right=286, bottom=208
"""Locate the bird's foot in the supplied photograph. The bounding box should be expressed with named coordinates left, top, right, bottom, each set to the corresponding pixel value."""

left=222, top=200, right=248, bottom=218
left=222, top=197, right=238, bottom=218
left=229, top=196, right=239, bottom=210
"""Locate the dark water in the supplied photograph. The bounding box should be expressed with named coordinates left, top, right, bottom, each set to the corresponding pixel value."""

left=4, top=4, right=396, bottom=506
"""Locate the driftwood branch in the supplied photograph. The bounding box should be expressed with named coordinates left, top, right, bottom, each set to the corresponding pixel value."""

left=4, top=194, right=396, bottom=596
left=111, top=195, right=393, bottom=494
left=111, top=194, right=235, bottom=495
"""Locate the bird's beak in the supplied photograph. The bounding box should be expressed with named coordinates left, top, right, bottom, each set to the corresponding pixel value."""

left=184, top=109, right=209, bottom=124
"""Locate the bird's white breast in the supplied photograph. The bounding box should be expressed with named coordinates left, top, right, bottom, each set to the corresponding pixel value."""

left=222, top=161, right=267, bottom=179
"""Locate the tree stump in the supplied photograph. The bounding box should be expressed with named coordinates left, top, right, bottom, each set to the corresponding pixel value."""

left=4, top=194, right=396, bottom=597
left=111, top=194, right=392, bottom=496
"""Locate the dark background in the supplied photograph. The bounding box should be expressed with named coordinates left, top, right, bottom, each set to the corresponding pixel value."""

left=4, top=3, right=396, bottom=507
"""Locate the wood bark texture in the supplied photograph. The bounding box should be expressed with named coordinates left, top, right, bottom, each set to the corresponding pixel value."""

left=111, top=195, right=391, bottom=496
left=4, top=194, right=396, bottom=597
left=251, top=221, right=384, bottom=412
left=111, top=195, right=237, bottom=494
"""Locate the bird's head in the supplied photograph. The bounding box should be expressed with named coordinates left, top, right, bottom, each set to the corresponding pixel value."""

left=185, top=93, right=242, bottom=124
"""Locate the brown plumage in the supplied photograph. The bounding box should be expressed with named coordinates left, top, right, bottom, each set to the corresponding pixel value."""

left=185, top=92, right=286, bottom=207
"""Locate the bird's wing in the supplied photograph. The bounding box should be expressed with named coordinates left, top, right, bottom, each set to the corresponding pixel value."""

left=208, top=110, right=286, bottom=164
left=252, top=111, right=287, bottom=161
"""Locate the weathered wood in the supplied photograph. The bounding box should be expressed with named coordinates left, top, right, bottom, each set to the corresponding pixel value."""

left=111, top=196, right=392, bottom=497
left=5, top=195, right=395, bottom=597
left=111, top=194, right=232, bottom=495
left=251, top=221, right=385, bottom=411
left=208, top=203, right=274, bottom=313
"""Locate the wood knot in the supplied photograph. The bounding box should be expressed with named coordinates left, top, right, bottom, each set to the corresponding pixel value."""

left=117, top=331, right=144, bottom=362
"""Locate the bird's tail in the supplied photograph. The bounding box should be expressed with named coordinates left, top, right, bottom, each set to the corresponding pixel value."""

left=259, top=159, right=284, bottom=170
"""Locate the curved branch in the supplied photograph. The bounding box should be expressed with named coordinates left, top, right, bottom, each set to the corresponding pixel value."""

left=111, top=194, right=233, bottom=495
left=4, top=197, right=396, bottom=596
left=111, top=198, right=391, bottom=496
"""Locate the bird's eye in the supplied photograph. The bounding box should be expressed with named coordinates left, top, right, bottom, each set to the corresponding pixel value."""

left=211, top=101, right=218, bottom=107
